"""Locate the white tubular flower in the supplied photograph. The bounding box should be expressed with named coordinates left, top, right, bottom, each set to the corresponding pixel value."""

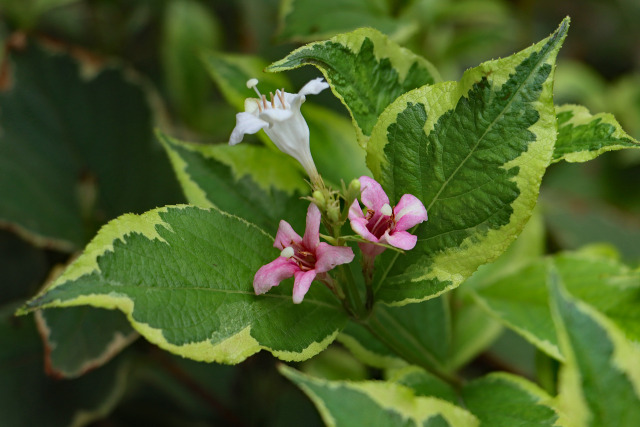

left=229, top=78, right=329, bottom=184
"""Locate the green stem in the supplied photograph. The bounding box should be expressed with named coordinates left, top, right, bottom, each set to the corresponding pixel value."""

left=338, top=264, right=366, bottom=320
left=362, top=254, right=375, bottom=314
left=362, top=309, right=463, bottom=389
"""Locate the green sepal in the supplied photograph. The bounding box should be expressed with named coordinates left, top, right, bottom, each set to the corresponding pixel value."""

left=18, top=206, right=348, bottom=364
left=553, top=104, right=640, bottom=163
left=267, top=27, right=441, bottom=148
left=367, top=18, right=569, bottom=306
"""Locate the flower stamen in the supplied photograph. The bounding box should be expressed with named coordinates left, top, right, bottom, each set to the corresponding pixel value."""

left=281, top=246, right=294, bottom=258
left=247, top=78, right=262, bottom=97
left=277, top=89, right=286, bottom=107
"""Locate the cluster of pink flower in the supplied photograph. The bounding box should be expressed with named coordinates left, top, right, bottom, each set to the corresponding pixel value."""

left=231, top=78, right=427, bottom=305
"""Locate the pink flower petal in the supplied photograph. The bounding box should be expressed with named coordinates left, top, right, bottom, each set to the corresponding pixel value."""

left=348, top=198, right=365, bottom=221
left=393, top=194, right=428, bottom=232
left=274, top=220, right=301, bottom=250
left=383, top=230, right=418, bottom=251
left=359, top=176, right=389, bottom=211
left=358, top=242, right=386, bottom=257
left=253, top=257, right=298, bottom=295
left=229, top=112, right=268, bottom=145
left=302, top=203, right=321, bottom=250
left=315, top=243, right=355, bottom=273
left=349, top=199, right=380, bottom=243
left=292, top=270, right=317, bottom=304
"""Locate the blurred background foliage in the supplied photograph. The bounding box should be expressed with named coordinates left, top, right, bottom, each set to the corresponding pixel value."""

left=0, top=0, right=638, bottom=425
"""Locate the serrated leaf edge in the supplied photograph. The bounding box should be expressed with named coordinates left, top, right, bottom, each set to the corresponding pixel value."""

left=267, top=27, right=441, bottom=147
left=371, top=18, right=569, bottom=306
left=554, top=103, right=640, bottom=163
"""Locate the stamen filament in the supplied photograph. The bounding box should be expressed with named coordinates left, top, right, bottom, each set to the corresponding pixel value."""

left=247, top=78, right=262, bottom=98
left=277, top=89, right=286, bottom=108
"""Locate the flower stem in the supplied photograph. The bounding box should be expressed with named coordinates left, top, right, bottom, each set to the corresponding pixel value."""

left=361, top=254, right=375, bottom=314
left=337, top=264, right=366, bottom=320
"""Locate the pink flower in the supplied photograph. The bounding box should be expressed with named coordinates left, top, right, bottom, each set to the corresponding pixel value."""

left=349, top=176, right=428, bottom=257
left=254, top=203, right=354, bottom=304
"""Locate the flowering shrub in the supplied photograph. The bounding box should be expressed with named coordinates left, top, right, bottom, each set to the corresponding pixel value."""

left=3, top=5, right=640, bottom=426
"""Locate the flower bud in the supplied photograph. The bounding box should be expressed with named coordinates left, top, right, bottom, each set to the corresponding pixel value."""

left=327, top=203, right=341, bottom=224
left=348, top=178, right=361, bottom=194
left=312, top=190, right=326, bottom=210
left=347, top=178, right=362, bottom=201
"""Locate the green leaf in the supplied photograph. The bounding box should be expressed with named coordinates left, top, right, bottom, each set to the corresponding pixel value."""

left=471, top=249, right=640, bottom=360
left=447, top=301, right=502, bottom=371
left=338, top=321, right=407, bottom=370
left=0, top=302, right=130, bottom=427
left=279, top=365, right=478, bottom=426
left=549, top=269, right=640, bottom=427
left=553, top=104, right=640, bottom=163
left=0, top=40, right=182, bottom=251
left=202, top=52, right=368, bottom=186
left=367, top=18, right=569, bottom=306
left=267, top=27, right=441, bottom=147
left=158, top=130, right=308, bottom=231
left=277, top=0, right=416, bottom=43
left=362, top=297, right=452, bottom=373
left=388, top=366, right=458, bottom=405
left=35, top=307, right=137, bottom=378
left=19, top=206, right=348, bottom=363
left=300, top=346, right=368, bottom=381
left=446, top=208, right=545, bottom=370
left=462, top=372, right=558, bottom=426
left=161, top=0, right=221, bottom=124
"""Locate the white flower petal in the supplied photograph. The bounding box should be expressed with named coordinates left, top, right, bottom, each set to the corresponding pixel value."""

left=259, top=108, right=294, bottom=123
left=283, top=92, right=304, bottom=110
left=298, top=77, right=329, bottom=96
left=244, top=98, right=260, bottom=114
left=229, top=112, right=268, bottom=145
